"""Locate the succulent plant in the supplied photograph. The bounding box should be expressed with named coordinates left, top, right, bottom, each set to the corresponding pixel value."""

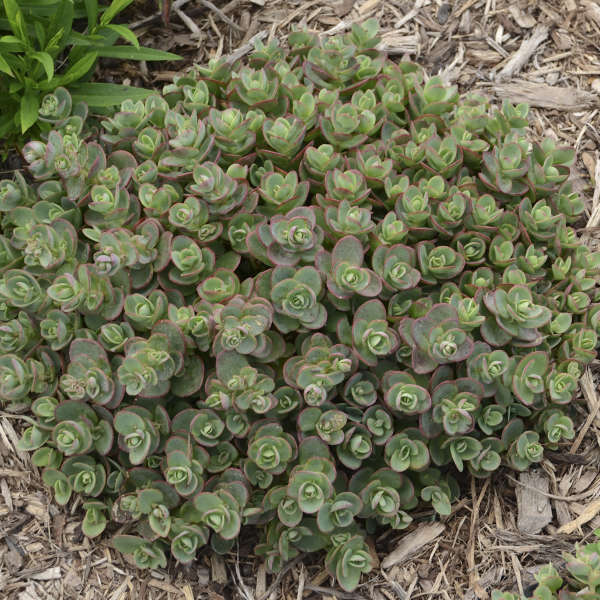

left=2, top=18, right=598, bottom=594
left=494, top=531, right=600, bottom=600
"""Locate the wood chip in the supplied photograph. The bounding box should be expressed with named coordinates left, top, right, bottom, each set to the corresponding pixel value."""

left=582, top=0, right=600, bottom=26
left=29, top=567, right=61, bottom=581
left=558, top=499, right=600, bottom=535
left=516, top=471, right=552, bottom=534
left=394, top=0, right=424, bottom=28
left=254, top=562, right=267, bottom=598
left=497, top=24, right=548, bottom=80
left=148, top=578, right=182, bottom=594
left=357, top=0, right=381, bottom=15
left=508, top=5, right=536, bottom=29
left=211, top=553, right=228, bottom=585
left=492, top=81, right=600, bottom=111
left=378, top=32, right=419, bottom=55
left=382, top=522, right=445, bottom=569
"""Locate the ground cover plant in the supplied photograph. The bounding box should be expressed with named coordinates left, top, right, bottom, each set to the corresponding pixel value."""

left=494, top=531, right=600, bottom=599
left=0, top=18, right=597, bottom=592
left=0, top=0, right=179, bottom=154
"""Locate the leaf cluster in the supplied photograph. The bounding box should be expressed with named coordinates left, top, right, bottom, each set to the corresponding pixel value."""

left=0, top=0, right=179, bottom=153
left=493, top=530, right=600, bottom=600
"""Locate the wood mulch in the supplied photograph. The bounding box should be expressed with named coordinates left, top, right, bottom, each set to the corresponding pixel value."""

left=2, top=0, right=600, bottom=598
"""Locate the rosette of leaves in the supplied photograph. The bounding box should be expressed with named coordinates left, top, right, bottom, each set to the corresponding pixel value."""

left=265, top=266, right=327, bottom=332
left=260, top=115, right=306, bottom=168
left=322, top=168, right=370, bottom=207
left=349, top=467, right=414, bottom=529
left=112, top=535, right=167, bottom=569
left=503, top=422, right=544, bottom=471
left=192, top=482, right=246, bottom=542
left=2, top=16, right=600, bottom=594
left=325, top=200, right=375, bottom=240
left=385, top=431, right=430, bottom=472
left=59, top=340, right=121, bottom=407
left=381, top=370, right=431, bottom=416
left=257, top=170, right=309, bottom=216
left=316, top=235, right=382, bottom=302
left=352, top=299, right=399, bottom=366
left=113, top=406, right=163, bottom=465
left=431, top=378, right=483, bottom=435
left=299, top=144, right=344, bottom=191
left=325, top=535, right=373, bottom=593
left=50, top=400, right=113, bottom=457
left=283, top=333, right=355, bottom=398
left=162, top=436, right=208, bottom=497
left=188, top=162, right=251, bottom=216
left=213, top=296, right=276, bottom=358
left=400, top=304, right=474, bottom=374
left=246, top=422, right=297, bottom=485
left=247, top=206, right=323, bottom=267
left=372, top=244, right=421, bottom=294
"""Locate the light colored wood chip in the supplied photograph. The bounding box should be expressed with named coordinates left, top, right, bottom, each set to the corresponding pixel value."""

left=148, top=579, right=182, bottom=594
left=1, top=478, right=13, bottom=512
left=497, top=24, right=548, bottom=80
left=455, top=0, right=480, bottom=19
left=357, top=0, right=380, bottom=15
left=394, top=0, right=425, bottom=28
left=211, top=553, right=228, bottom=585
left=558, top=499, right=600, bottom=534
left=377, top=32, right=419, bottom=55
left=492, top=81, right=600, bottom=111
left=225, top=30, right=268, bottom=64
left=589, top=154, right=600, bottom=228
left=508, top=5, right=536, bottom=28
left=29, top=567, right=61, bottom=581
left=582, top=0, right=600, bottom=25
left=382, top=522, right=445, bottom=569
left=516, top=471, right=553, bottom=534
left=255, top=562, right=267, bottom=598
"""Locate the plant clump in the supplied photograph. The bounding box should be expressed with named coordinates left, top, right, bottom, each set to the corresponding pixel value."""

left=493, top=530, right=600, bottom=599
left=0, top=19, right=597, bottom=592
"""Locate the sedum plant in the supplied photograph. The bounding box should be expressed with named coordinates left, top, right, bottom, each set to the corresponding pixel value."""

left=1, top=19, right=598, bottom=593
left=493, top=530, right=600, bottom=599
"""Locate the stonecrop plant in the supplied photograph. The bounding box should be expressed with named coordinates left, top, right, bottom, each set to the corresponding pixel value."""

left=493, top=530, right=600, bottom=600
left=0, top=18, right=597, bottom=592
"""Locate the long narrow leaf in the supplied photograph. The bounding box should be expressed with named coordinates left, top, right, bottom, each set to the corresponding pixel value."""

left=93, top=45, right=181, bottom=61
left=100, top=0, right=134, bottom=26
left=20, top=90, right=39, bottom=133
left=104, top=24, right=139, bottom=49
left=84, top=0, right=99, bottom=30
left=2, top=0, right=26, bottom=43
left=68, top=82, right=154, bottom=107
left=31, top=51, right=54, bottom=81
left=0, top=52, right=12, bottom=75
left=47, top=51, right=97, bottom=89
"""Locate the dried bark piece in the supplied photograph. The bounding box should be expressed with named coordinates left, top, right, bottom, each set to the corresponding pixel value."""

left=558, top=498, right=600, bottom=534
left=516, top=471, right=552, bottom=534
left=492, top=81, right=600, bottom=111
left=378, top=32, right=419, bottom=55
left=382, top=522, right=445, bottom=569
left=497, top=24, right=548, bottom=80
left=508, top=6, right=536, bottom=28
